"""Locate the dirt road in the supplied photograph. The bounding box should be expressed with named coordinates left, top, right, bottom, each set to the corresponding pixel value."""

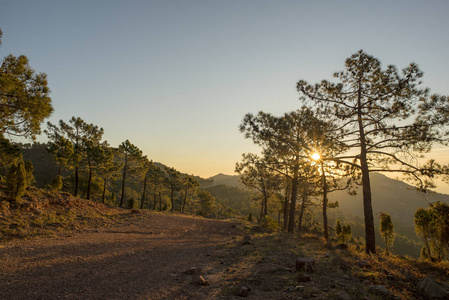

left=0, top=212, right=244, bottom=300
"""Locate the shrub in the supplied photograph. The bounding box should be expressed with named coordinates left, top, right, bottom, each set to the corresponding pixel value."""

left=50, top=175, right=63, bottom=191
left=260, top=215, right=277, bottom=231
left=5, top=161, right=27, bottom=203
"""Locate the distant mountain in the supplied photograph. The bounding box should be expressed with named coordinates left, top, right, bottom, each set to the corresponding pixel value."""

left=329, top=173, right=449, bottom=225
left=208, top=173, right=242, bottom=188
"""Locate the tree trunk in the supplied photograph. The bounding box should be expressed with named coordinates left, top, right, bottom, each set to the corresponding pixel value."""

left=158, top=192, right=162, bottom=211
left=283, top=176, right=290, bottom=231
left=140, top=177, right=147, bottom=209
left=298, top=182, right=307, bottom=233
left=182, top=187, right=188, bottom=213
left=74, top=166, right=79, bottom=197
left=153, top=194, right=157, bottom=210
left=119, top=153, right=128, bottom=207
left=170, top=187, right=174, bottom=212
left=321, top=162, right=329, bottom=241
left=357, top=77, right=376, bottom=254
left=102, top=179, right=107, bottom=203
left=259, top=199, right=264, bottom=224
left=385, top=237, right=389, bottom=256
left=87, top=161, right=92, bottom=200
left=288, top=161, right=299, bottom=233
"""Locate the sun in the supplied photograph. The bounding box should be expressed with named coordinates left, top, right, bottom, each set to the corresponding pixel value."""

left=311, top=153, right=321, bottom=161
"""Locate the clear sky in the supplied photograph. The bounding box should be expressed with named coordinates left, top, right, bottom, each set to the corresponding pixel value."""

left=1, top=1, right=449, bottom=189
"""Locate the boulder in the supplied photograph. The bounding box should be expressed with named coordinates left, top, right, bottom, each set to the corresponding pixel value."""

left=296, top=257, right=317, bottom=273
left=196, top=275, right=209, bottom=286
left=184, top=267, right=202, bottom=275
left=238, top=285, right=251, bottom=297
left=368, top=285, right=399, bottom=299
left=417, top=276, right=449, bottom=299
left=336, top=243, right=348, bottom=250
left=335, top=290, right=351, bottom=300
left=358, top=260, right=371, bottom=269
left=298, top=273, right=312, bottom=282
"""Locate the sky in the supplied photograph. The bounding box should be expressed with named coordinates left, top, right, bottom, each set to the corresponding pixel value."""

left=1, top=1, right=449, bottom=190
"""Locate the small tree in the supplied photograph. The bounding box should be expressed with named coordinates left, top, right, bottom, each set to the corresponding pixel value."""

left=379, top=212, right=395, bottom=256
left=415, top=202, right=449, bottom=261
left=49, top=175, right=63, bottom=191
left=6, top=161, right=27, bottom=203
left=342, top=224, right=352, bottom=243
left=336, top=219, right=342, bottom=238
left=198, top=190, right=215, bottom=216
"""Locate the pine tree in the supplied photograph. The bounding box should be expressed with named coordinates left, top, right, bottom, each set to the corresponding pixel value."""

left=379, top=212, right=395, bottom=256
left=298, top=50, right=449, bottom=253
left=6, top=161, right=27, bottom=203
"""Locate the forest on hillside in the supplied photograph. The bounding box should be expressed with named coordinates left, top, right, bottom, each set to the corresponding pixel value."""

left=1, top=27, right=449, bottom=262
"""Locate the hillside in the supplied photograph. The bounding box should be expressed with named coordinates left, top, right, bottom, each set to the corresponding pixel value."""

left=329, top=173, right=449, bottom=225
left=208, top=173, right=242, bottom=188
left=1, top=188, right=448, bottom=299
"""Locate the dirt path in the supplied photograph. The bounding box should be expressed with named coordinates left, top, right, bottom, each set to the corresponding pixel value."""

left=0, top=212, right=244, bottom=300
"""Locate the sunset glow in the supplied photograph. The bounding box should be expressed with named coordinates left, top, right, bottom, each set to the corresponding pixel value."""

left=312, top=153, right=321, bottom=161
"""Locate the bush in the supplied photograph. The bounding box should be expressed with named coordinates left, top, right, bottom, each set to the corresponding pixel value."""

left=49, top=175, right=63, bottom=191
left=260, top=215, right=277, bottom=231
left=128, top=198, right=136, bottom=209
left=5, top=161, right=27, bottom=203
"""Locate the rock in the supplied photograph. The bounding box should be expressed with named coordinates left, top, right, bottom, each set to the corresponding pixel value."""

left=131, top=209, right=141, bottom=213
left=358, top=260, right=371, bottom=269
left=238, top=285, right=251, bottom=297
left=335, top=290, right=351, bottom=300
left=196, top=275, right=209, bottom=285
left=417, top=276, right=449, bottom=299
left=296, top=257, right=317, bottom=273
left=336, top=243, right=348, bottom=250
left=332, top=257, right=351, bottom=271
left=31, top=207, right=42, bottom=215
left=241, top=236, right=252, bottom=245
left=342, top=274, right=351, bottom=280
left=368, top=285, right=399, bottom=299
left=298, top=273, right=312, bottom=282
left=184, top=267, right=202, bottom=275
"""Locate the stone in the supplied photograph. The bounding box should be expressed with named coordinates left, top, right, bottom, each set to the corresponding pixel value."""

left=298, top=273, right=312, bottom=282
left=417, top=276, right=449, bottom=299
left=196, top=275, right=209, bottom=285
left=368, top=285, right=399, bottom=299
left=296, top=257, right=317, bottom=273
left=358, top=260, right=371, bottom=269
left=336, top=243, right=348, bottom=250
left=184, top=267, right=202, bottom=275
left=238, top=285, right=251, bottom=297
left=241, top=236, right=252, bottom=245
left=342, top=274, right=351, bottom=280
left=335, top=290, right=351, bottom=300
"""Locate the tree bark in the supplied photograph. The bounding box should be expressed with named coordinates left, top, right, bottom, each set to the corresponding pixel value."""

left=102, top=179, right=107, bottom=203
left=86, top=161, right=92, bottom=200
left=288, top=161, right=299, bottom=233
left=357, top=76, right=376, bottom=254
left=170, top=186, right=174, bottom=212
left=74, top=166, right=79, bottom=197
left=119, top=153, right=127, bottom=207
left=140, top=176, right=147, bottom=209
left=153, top=194, right=157, bottom=210
left=283, top=176, right=290, bottom=231
left=321, top=162, right=329, bottom=241
left=298, top=181, right=307, bottom=233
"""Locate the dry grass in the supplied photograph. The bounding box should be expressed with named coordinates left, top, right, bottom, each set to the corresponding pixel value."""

left=0, top=187, right=125, bottom=242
